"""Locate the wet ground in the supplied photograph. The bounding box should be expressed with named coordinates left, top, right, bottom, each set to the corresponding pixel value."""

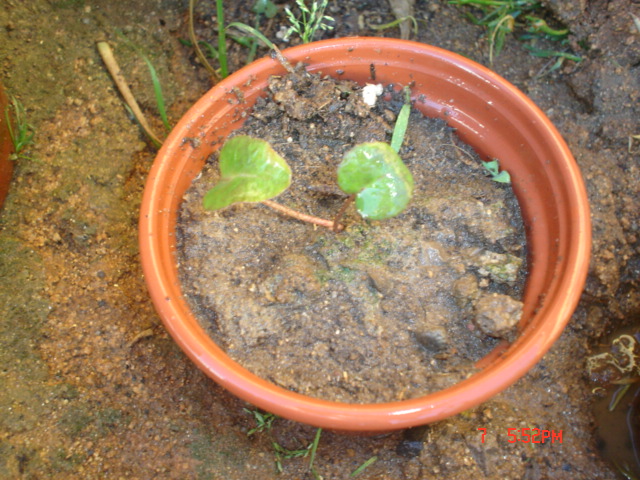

left=0, top=0, right=638, bottom=478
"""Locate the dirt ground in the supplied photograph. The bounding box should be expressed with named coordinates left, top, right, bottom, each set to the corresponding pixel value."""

left=0, top=0, right=638, bottom=479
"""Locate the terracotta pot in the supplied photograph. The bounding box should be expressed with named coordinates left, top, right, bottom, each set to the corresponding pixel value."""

left=0, top=81, right=13, bottom=209
left=139, top=38, right=591, bottom=432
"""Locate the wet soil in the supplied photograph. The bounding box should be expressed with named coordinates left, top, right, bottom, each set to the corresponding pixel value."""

left=0, top=0, right=638, bottom=478
left=178, top=69, right=526, bottom=403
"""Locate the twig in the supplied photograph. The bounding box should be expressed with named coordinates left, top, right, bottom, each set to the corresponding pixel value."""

left=332, top=194, right=355, bottom=232
left=261, top=199, right=343, bottom=231
left=96, top=41, right=163, bottom=147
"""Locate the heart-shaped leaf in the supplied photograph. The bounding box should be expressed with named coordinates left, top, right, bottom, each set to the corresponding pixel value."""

left=337, top=142, right=414, bottom=220
left=203, top=135, right=292, bottom=210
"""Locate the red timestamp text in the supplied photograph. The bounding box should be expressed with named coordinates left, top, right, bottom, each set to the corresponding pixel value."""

left=477, top=427, right=563, bottom=444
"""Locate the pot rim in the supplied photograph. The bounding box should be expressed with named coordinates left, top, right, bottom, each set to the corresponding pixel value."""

left=139, top=37, right=591, bottom=431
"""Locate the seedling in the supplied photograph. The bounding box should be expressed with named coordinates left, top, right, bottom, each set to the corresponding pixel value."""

left=4, top=94, right=35, bottom=159
left=482, top=159, right=511, bottom=183
left=203, top=91, right=414, bottom=231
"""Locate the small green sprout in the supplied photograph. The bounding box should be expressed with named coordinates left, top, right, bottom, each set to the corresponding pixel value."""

left=482, top=159, right=511, bottom=183
left=244, top=408, right=277, bottom=436
left=283, top=0, right=335, bottom=43
left=4, top=94, right=35, bottom=159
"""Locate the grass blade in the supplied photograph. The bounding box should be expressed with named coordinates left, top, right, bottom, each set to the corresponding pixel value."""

left=227, top=22, right=276, bottom=51
left=139, top=54, right=170, bottom=131
left=390, top=87, right=412, bottom=153
left=350, top=456, right=378, bottom=477
left=391, top=103, right=410, bottom=153
left=309, top=427, right=322, bottom=479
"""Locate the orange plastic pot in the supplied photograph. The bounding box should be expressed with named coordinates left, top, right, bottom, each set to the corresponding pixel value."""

left=0, top=81, right=13, bottom=209
left=139, top=38, right=591, bottom=432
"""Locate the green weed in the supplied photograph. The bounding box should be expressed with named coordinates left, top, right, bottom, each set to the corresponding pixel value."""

left=283, top=0, right=334, bottom=43
left=4, top=94, right=35, bottom=159
left=244, top=409, right=323, bottom=476
left=522, top=45, right=582, bottom=76
left=244, top=408, right=277, bottom=436
left=449, top=0, right=578, bottom=66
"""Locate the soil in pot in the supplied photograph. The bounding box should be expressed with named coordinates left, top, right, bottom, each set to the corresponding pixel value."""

left=176, top=66, right=527, bottom=404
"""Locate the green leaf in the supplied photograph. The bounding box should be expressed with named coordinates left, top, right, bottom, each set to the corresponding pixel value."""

left=203, top=135, right=291, bottom=210
left=482, top=159, right=511, bottom=183
left=252, top=0, right=278, bottom=18
left=337, top=142, right=414, bottom=220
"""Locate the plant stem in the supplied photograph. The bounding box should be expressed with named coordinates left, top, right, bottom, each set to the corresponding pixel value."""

left=332, top=194, right=355, bottom=232
left=96, top=41, right=163, bottom=147
left=216, top=0, right=229, bottom=78
left=189, top=0, right=221, bottom=82
left=261, top=199, right=344, bottom=231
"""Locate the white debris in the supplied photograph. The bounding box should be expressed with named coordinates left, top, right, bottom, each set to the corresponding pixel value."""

left=362, top=83, right=384, bottom=107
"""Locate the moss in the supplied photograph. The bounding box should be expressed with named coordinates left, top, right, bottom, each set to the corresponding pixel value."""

left=57, top=406, right=94, bottom=439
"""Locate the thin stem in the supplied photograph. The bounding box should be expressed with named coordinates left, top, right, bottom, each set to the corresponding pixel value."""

left=189, top=0, right=221, bottom=82
left=96, top=41, right=163, bottom=147
left=332, top=194, right=355, bottom=232
left=261, top=199, right=343, bottom=231
left=216, top=0, right=229, bottom=77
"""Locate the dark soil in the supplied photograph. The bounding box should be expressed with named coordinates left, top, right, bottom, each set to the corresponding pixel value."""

left=0, top=0, right=638, bottom=478
left=178, top=68, right=526, bottom=404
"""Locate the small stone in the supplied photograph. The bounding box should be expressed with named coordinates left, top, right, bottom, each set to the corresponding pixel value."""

left=473, top=293, right=523, bottom=338
left=415, top=327, right=449, bottom=353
